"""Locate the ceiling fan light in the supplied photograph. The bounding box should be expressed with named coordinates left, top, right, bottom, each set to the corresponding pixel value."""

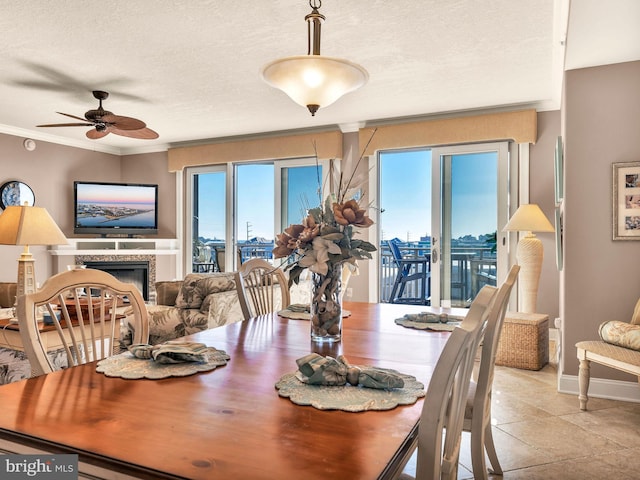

left=261, top=55, right=368, bottom=115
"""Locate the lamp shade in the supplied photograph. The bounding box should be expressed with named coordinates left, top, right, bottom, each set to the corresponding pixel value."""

left=502, top=204, right=554, bottom=233
left=0, top=205, right=67, bottom=246
left=261, top=55, right=368, bottom=112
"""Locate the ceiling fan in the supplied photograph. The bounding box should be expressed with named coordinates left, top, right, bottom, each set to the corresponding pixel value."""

left=37, top=90, right=158, bottom=140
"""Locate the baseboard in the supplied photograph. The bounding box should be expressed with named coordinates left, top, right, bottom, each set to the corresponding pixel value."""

left=558, top=373, right=640, bottom=404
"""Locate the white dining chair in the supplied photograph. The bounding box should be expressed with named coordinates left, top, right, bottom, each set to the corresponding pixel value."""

left=17, top=268, right=149, bottom=377
left=464, top=264, right=519, bottom=479
left=401, top=284, right=498, bottom=480
left=238, top=258, right=291, bottom=319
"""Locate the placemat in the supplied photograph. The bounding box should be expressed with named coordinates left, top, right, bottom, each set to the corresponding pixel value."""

left=275, top=369, right=425, bottom=412
left=394, top=312, right=464, bottom=331
left=96, top=347, right=230, bottom=379
left=394, top=319, right=461, bottom=331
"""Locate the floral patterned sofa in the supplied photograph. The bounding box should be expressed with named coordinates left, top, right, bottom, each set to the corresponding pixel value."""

left=121, top=272, right=246, bottom=348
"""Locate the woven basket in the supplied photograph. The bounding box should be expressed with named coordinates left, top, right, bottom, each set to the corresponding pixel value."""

left=496, top=313, right=549, bottom=370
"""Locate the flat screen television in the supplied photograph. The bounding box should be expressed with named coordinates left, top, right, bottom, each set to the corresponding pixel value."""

left=74, top=181, right=158, bottom=236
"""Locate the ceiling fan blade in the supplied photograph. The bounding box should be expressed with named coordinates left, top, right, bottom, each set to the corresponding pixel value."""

left=110, top=127, right=159, bottom=140
left=86, top=127, right=111, bottom=139
left=57, top=111, right=92, bottom=123
left=102, top=114, right=146, bottom=130
left=37, top=122, right=93, bottom=127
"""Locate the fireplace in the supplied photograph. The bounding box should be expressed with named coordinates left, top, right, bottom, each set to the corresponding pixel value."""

left=76, top=256, right=155, bottom=302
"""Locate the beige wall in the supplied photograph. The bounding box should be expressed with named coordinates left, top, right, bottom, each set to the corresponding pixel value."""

left=563, top=60, right=640, bottom=379
left=0, top=134, right=176, bottom=285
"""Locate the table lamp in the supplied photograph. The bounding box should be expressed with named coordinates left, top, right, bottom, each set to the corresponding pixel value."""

left=0, top=205, right=68, bottom=298
left=503, top=204, right=554, bottom=313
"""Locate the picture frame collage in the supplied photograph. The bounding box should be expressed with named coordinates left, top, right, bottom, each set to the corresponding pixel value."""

left=612, top=161, right=640, bottom=240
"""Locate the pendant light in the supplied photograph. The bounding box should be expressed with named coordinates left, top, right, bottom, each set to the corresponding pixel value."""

left=261, top=0, right=368, bottom=116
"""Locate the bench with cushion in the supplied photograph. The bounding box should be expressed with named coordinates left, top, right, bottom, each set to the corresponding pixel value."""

left=576, top=297, right=640, bottom=410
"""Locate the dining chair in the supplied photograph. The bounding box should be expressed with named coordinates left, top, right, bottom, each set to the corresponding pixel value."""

left=464, top=264, right=519, bottom=480
left=237, top=258, right=291, bottom=319
left=16, top=268, right=149, bottom=377
left=401, top=284, right=498, bottom=480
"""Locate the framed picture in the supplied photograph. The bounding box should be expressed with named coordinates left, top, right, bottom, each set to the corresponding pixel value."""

left=555, top=207, right=563, bottom=271
left=554, top=136, right=564, bottom=205
left=612, top=161, right=640, bottom=240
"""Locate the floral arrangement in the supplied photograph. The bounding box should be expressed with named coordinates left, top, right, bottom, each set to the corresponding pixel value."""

left=272, top=136, right=377, bottom=287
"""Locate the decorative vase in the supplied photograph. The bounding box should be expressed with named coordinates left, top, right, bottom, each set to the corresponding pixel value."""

left=310, top=264, right=343, bottom=343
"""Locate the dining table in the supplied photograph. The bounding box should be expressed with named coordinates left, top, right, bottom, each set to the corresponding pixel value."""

left=0, top=301, right=467, bottom=480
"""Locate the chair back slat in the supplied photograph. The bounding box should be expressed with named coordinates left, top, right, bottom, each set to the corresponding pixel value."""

left=238, top=259, right=291, bottom=319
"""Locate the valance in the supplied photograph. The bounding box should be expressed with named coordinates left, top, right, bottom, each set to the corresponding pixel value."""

left=358, top=109, right=537, bottom=156
left=168, top=130, right=343, bottom=172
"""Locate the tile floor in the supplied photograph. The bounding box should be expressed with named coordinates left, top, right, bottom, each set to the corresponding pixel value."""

left=402, top=341, right=640, bottom=479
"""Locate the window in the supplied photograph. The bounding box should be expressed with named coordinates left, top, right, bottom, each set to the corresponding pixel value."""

left=186, top=158, right=328, bottom=273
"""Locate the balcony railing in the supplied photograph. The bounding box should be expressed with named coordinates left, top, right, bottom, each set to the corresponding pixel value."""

left=381, top=243, right=496, bottom=307
left=193, top=240, right=497, bottom=306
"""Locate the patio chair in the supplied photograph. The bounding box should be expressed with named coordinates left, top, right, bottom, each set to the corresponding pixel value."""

left=214, top=246, right=243, bottom=272
left=387, top=240, right=430, bottom=305
left=16, top=268, right=149, bottom=377
left=238, top=258, right=291, bottom=319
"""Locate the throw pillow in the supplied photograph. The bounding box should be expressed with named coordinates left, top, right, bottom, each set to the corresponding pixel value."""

left=599, top=320, right=640, bottom=351
left=175, top=273, right=238, bottom=310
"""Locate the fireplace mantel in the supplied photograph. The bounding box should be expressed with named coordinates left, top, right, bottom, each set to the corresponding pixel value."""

left=49, top=238, right=179, bottom=256
left=49, top=238, right=182, bottom=285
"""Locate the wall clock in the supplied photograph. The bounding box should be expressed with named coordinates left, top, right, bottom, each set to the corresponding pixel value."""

left=0, top=180, right=35, bottom=209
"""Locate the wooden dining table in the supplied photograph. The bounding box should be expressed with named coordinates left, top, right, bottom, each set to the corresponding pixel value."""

left=0, top=302, right=466, bottom=480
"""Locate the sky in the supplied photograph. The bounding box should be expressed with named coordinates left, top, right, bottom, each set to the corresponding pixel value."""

left=194, top=150, right=498, bottom=242
left=379, top=150, right=497, bottom=241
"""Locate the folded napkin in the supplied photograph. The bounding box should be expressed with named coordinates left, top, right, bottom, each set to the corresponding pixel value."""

left=295, top=353, right=405, bottom=389
left=287, top=303, right=310, bottom=313
left=399, top=312, right=452, bottom=324
left=128, top=340, right=210, bottom=364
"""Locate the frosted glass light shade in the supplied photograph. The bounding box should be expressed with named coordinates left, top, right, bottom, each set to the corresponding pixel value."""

left=261, top=55, right=368, bottom=115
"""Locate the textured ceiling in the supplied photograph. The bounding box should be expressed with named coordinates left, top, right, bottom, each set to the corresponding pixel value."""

left=0, top=0, right=638, bottom=155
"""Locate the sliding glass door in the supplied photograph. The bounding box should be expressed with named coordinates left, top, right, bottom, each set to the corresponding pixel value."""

left=378, top=142, right=508, bottom=307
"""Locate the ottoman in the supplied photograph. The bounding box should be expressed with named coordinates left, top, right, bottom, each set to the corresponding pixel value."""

left=496, top=312, right=549, bottom=370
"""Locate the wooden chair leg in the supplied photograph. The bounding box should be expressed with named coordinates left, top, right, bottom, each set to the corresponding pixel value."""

left=578, top=358, right=591, bottom=411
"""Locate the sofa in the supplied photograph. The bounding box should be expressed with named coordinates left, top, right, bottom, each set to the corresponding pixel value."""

left=121, top=272, right=246, bottom=348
